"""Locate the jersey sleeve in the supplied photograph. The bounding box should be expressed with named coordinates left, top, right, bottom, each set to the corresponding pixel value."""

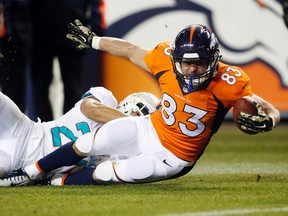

left=212, top=62, right=253, bottom=109
left=144, top=41, right=173, bottom=76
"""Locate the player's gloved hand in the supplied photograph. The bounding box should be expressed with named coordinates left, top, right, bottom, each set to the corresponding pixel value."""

left=66, top=19, right=96, bottom=50
left=237, top=101, right=274, bottom=133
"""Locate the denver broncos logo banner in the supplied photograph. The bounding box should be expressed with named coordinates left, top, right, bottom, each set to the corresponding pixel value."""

left=102, top=0, right=288, bottom=118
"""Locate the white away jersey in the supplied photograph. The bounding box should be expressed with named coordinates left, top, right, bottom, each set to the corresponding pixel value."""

left=0, top=87, right=117, bottom=176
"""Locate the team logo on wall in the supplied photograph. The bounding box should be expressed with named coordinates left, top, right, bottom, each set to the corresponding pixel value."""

left=106, top=0, right=288, bottom=113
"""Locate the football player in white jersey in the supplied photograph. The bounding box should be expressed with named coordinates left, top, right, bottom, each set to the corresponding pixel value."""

left=0, top=87, right=160, bottom=181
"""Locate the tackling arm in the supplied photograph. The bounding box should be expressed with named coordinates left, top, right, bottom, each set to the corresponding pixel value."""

left=80, top=96, right=127, bottom=123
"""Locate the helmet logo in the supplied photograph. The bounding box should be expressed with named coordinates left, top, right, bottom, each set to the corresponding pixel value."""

left=210, top=34, right=218, bottom=50
left=189, top=25, right=197, bottom=44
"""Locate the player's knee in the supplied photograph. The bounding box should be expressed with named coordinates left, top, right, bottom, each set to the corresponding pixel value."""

left=74, top=132, right=95, bottom=155
left=93, top=154, right=156, bottom=184
left=125, top=154, right=155, bottom=181
left=93, top=160, right=115, bottom=183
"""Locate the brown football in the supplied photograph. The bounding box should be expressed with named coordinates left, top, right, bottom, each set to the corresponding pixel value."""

left=233, top=97, right=259, bottom=135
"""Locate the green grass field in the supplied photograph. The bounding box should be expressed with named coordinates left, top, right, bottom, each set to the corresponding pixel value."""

left=0, top=122, right=287, bottom=216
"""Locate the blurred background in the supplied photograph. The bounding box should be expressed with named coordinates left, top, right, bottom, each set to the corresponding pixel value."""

left=1, top=0, right=287, bottom=121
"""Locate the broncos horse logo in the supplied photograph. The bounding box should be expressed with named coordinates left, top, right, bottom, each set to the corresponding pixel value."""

left=104, top=0, right=288, bottom=113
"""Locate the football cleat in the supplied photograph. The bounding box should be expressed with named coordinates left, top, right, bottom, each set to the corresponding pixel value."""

left=0, top=168, right=33, bottom=187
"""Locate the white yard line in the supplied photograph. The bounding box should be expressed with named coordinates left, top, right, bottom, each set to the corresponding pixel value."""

left=162, top=207, right=288, bottom=216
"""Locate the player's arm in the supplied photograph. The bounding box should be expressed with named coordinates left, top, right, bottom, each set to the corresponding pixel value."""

left=98, top=37, right=149, bottom=71
left=237, top=94, right=280, bottom=133
left=66, top=19, right=149, bottom=71
left=80, top=96, right=127, bottom=123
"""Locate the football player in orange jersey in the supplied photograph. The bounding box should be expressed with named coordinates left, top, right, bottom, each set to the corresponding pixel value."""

left=0, top=20, right=280, bottom=186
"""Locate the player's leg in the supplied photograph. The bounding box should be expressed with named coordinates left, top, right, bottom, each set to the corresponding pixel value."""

left=50, top=167, right=97, bottom=186
left=0, top=139, right=87, bottom=186
left=0, top=150, right=13, bottom=178
left=34, top=117, right=140, bottom=176
left=24, top=131, right=95, bottom=181
left=49, top=154, right=126, bottom=186
left=0, top=92, right=36, bottom=177
left=93, top=150, right=194, bottom=184
left=0, top=91, right=31, bottom=135
left=0, top=117, right=159, bottom=186
left=56, top=116, right=195, bottom=186
left=0, top=129, right=97, bottom=185
left=88, top=117, right=141, bottom=156
left=60, top=116, right=187, bottom=184
left=50, top=156, right=155, bottom=186
left=28, top=116, right=194, bottom=186
left=55, top=156, right=153, bottom=185
left=58, top=150, right=194, bottom=186
left=30, top=117, right=143, bottom=185
left=90, top=116, right=195, bottom=184
left=31, top=116, right=141, bottom=171
left=37, top=116, right=141, bottom=175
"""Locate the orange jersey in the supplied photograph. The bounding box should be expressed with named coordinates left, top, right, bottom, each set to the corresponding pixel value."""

left=144, top=41, right=253, bottom=162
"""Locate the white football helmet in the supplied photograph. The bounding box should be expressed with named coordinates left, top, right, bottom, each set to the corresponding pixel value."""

left=117, top=92, right=160, bottom=116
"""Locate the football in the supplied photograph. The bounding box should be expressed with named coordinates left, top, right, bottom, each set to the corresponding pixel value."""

left=233, top=97, right=259, bottom=135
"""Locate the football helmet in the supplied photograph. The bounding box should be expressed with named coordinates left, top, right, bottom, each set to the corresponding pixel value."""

left=117, top=92, right=160, bottom=116
left=170, top=24, right=222, bottom=93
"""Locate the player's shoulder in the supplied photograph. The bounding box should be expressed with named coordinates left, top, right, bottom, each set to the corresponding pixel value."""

left=145, top=41, right=173, bottom=71
left=148, top=41, right=172, bottom=55
left=81, top=87, right=117, bottom=108
left=215, top=62, right=250, bottom=89
left=154, top=41, right=172, bottom=48
left=210, top=62, right=252, bottom=102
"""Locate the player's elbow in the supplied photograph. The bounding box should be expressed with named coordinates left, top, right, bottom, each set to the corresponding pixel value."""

left=80, top=98, right=103, bottom=120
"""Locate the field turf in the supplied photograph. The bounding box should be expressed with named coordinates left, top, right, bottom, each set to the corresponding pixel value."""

left=0, top=122, right=287, bottom=216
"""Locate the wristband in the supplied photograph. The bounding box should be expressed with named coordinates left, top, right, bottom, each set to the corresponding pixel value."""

left=92, top=36, right=101, bottom=50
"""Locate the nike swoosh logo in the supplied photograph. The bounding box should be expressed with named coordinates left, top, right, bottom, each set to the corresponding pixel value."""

left=79, top=35, right=87, bottom=42
left=163, top=159, right=172, bottom=167
left=10, top=181, right=28, bottom=187
left=256, top=124, right=266, bottom=129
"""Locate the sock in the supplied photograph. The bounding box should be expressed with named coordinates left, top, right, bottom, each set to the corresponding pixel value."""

left=24, top=163, right=41, bottom=180
left=37, top=141, right=85, bottom=173
left=63, top=167, right=97, bottom=185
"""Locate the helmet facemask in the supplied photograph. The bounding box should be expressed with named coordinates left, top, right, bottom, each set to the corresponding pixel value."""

left=117, top=92, right=160, bottom=116
left=172, top=51, right=220, bottom=93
